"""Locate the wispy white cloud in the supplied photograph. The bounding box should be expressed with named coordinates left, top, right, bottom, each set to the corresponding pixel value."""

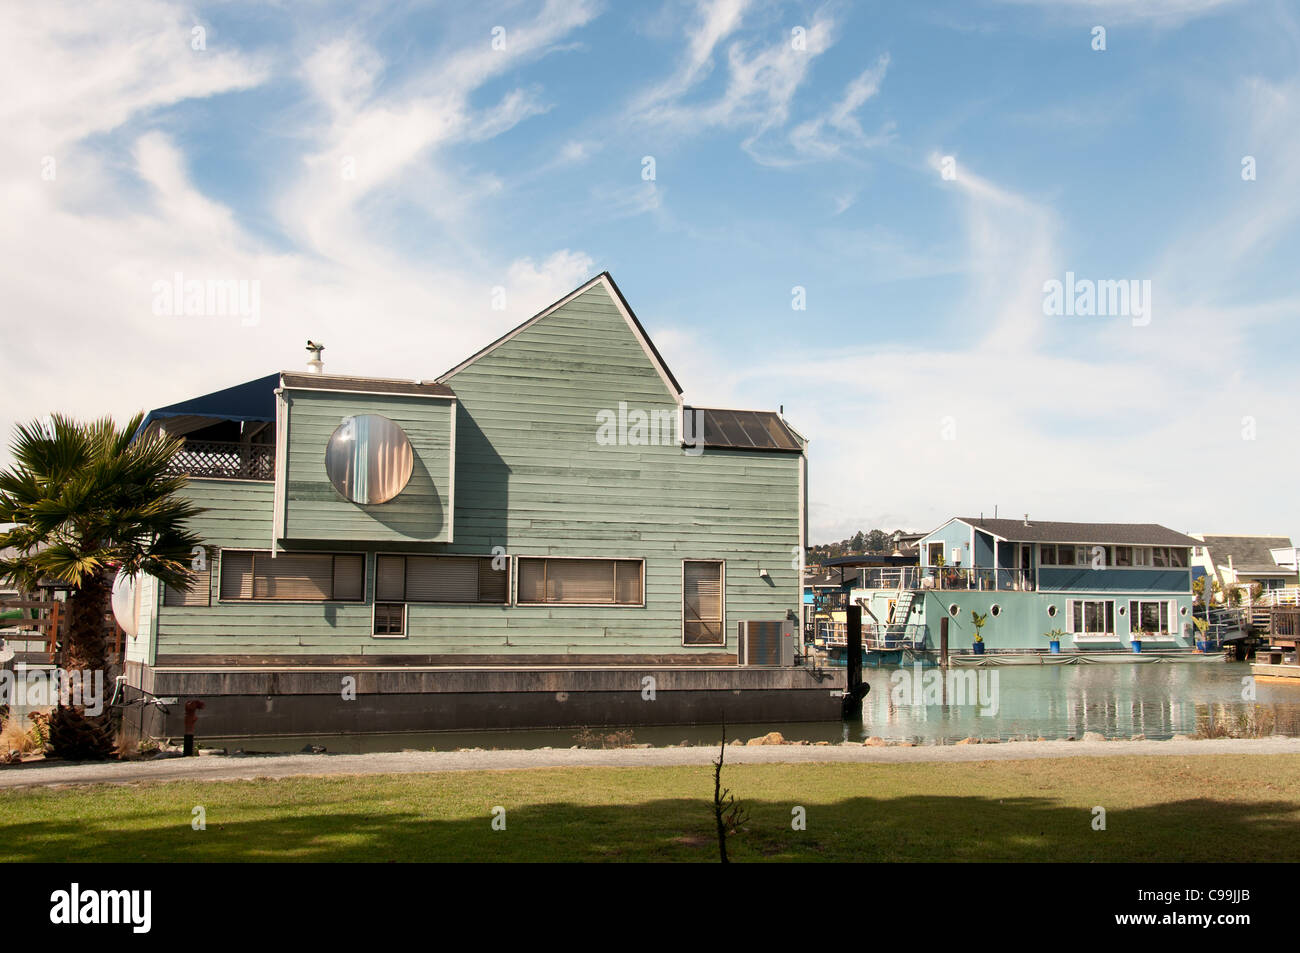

left=629, top=1, right=844, bottom=162
left=0, top=0, right=605, bottom=462
left=786, top=54, right=893, bottom=161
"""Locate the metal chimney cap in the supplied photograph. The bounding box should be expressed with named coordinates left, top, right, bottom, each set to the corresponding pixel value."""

left=306, top=340, right=325, bottom=375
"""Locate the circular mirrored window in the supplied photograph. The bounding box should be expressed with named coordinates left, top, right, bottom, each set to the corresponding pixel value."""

left=325, top=414, right=414, bottom=504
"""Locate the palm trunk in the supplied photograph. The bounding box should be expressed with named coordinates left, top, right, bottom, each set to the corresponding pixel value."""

left=49, top=568, right=114, bottom=760
left=65, top=569, right=110, bottom=672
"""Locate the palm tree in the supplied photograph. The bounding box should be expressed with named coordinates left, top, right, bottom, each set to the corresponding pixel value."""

left=0, top=413, right=203, bottom=758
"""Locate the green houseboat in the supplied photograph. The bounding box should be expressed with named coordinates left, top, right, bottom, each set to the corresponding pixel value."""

left=118, top=273, right=841, bottom=737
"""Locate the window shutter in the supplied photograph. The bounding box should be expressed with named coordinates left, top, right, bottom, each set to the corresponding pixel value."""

left=406, top=556, right=478, bottom=602
left=166, top=559, right=212, bottom=607
left=220, top=552, right=254, bottom=600
left=253, top=553, right=332, bottom=600
left=547, top=559, right=616, bottom=603
left=333, top=554, right=365, bottom=602
left=376, top=556, right=406, bottom=602
left=478, top=557, right=508, bottom=603
left=615, top=560, right=642, bottom=605
left=1066, top=599, right=1076, bottom=633
left=518, top=559, right=546, bottom=603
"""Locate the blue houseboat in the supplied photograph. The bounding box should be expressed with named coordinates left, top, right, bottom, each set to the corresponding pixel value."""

left=846, top=517, right=1203, bottom=660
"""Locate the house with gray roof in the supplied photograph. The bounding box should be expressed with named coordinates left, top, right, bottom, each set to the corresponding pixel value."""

left=845, top=516, right=1201, bottom=655
left=1189, top=534, right=1299, bottom=596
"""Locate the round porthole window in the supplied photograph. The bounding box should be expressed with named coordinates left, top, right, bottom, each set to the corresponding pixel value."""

left=1118, top=606, right=1127, bottom=616
left=1046, top=604, right=1058, bottom=618
left=325, top=414, right=414, bottom=504
left=948, top=604, right=959, bottom=617
left=1180, top=606, right=1188, bottom=616
left=990, top=604, right=1002, bottom=617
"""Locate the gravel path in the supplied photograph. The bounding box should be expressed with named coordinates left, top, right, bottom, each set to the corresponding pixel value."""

left=2, top=736, right=1299, bottom=790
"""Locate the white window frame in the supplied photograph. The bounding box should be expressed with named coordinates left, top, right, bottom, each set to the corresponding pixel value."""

left=681, top=559, right=726, bottom=647
left=512, top=555, right=646, bottom=608
left=1067, top=598, right=1117, bottom=640
left=1128, top=599, right=1177, bottom=640
left=370, top=601, right=408, bottom=639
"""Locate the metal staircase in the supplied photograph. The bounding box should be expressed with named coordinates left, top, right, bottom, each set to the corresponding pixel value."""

left=888, top=589, right=916, bottom=638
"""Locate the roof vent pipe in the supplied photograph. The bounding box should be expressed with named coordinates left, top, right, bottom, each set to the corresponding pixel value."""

left=1023, top=513, right=1030, bottom=527
left=306, top=340, right=325, bottom=375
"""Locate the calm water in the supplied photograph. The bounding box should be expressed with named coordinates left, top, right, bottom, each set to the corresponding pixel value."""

left=203, top=661, right=1300, bottom=754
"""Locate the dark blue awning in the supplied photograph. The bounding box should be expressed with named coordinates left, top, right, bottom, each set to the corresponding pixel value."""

left=136, top=373, right=279, bottom=438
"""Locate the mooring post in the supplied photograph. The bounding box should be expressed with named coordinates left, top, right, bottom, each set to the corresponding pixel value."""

left=841, top=605, right=868, bottom=720
left=183, top=699, right=205, bottom=757
left=941, top=616, right=949, bottom=667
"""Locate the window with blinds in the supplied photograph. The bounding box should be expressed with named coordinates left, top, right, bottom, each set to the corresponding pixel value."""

left=516, top=558, right=643, bottom=605
left=218, top=551, right=365, bottom=602
left=683, top=560, right=724, bottom=645
left=164, top=554, right=212, bottom=607
left=374, top=554, right=509, bottom=604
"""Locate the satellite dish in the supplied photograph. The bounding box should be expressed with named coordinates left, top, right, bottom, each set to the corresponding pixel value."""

left=111, top=569, right=140, bottom=639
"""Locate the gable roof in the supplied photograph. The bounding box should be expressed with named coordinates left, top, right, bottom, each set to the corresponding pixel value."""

left=953, top=517, right=1198, bottom=547
left=436, top=272, right=683, bottom=400
left=1192, top=534, right=1296, bottom=573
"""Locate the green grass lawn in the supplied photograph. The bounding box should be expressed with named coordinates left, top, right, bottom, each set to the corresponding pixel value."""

left=3, top=754, right=1298, bottom=862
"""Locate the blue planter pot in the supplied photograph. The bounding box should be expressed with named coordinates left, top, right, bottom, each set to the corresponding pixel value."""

left=1130, top=640, right=1142, bottom=654
left=1049, top=640, right=1060, bottom=654
left=972, top=642, right=985, bottom=655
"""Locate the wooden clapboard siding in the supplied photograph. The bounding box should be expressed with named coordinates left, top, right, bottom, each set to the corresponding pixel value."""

left=282, top=390, right=453, bottom=543
left=156, top=280, right=801, bottom=662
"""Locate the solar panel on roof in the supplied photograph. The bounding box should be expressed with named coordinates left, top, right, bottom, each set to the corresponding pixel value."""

left=691, top=407, right=801, bottom=451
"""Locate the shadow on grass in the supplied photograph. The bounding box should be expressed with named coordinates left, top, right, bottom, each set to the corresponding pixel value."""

left=1, top=793, right=1295, bottom=862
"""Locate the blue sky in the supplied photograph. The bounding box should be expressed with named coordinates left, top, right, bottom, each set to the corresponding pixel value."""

left=3, top=0, right=1298, bottom=541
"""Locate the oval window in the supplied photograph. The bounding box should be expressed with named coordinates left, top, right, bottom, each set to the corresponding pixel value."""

left=1046, top=604, right=1058, bottom=618
left=325, top=414, right=414, bottom=504
left=990, top=604, right=1001, bottom=617
left=948, top=604, right=959, bottom=617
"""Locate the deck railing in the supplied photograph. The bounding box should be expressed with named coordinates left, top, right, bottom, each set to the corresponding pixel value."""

left=816, top=621, right=929, bottom=650
left=165, top=440, right=275, bottom=481
left=853, top=566, right=1034, bottom=592
left=1255, top=587, right=1300, bottom=607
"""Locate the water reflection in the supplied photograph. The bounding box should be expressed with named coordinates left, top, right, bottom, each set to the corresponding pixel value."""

left=197, top=662, right=1300, bottom=754
left=861, top=661, right=1299, bottom=742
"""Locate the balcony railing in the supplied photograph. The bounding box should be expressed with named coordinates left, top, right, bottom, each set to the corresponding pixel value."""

left=853, top=566, right=1034, bottom=592
left=816, top=621, right=929, bottom=651
left=165, top=440, right=275, bottom=481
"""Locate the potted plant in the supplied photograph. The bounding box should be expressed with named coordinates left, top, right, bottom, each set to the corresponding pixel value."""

left=1130, top=627, right=1145, bottom=653
left=971, top=610, right=988, bottom=655
left=1043, top=628, right=1064, bottom=654
left=1192, top=616, right=1213, bottom=652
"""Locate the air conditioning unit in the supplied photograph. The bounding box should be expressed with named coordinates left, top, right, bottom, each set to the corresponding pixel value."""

left=737, top=620, right=795, bottom=666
